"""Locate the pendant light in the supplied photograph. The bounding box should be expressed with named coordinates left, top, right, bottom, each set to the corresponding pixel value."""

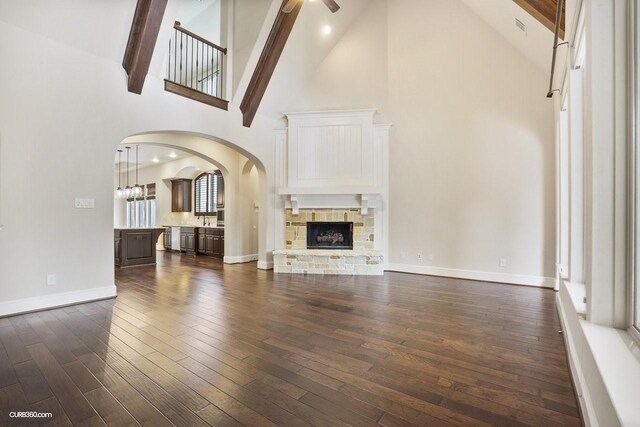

left=115, top=149, right=124, bottom=199
left=124, top=146, right=132, bottom=198
left=132, top=145, right=142, bottom=198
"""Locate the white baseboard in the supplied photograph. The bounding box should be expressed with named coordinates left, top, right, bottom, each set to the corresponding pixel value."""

left=257, top=260, right=274, bottom=270
left=386, top=263, right=555, bottom=288
left=223, top=254, right=258, bottom=264
left=0, top=285, right=117, bottom=318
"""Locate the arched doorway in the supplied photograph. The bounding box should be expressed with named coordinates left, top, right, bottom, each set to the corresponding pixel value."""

left=114, top=131, right=270, bottom=268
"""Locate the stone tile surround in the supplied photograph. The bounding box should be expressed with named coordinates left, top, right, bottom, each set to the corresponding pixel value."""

left=273, top=249, right=384, bottom=275
left=276, top=208, right=382, bottom=275
left=285, top=208, right=375, bottom=250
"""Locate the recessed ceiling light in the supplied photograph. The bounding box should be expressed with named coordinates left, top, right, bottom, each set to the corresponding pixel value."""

left=152, top=157, right=159, bottom=163
left=322, top=25, right=332, bottom=35
left=169, top=152, right=177, bottom=158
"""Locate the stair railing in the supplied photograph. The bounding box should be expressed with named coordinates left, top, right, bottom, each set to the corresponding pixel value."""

left=168, top=21, right=227, bottom=100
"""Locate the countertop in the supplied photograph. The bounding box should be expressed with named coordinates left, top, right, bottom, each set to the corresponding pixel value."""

left=114, top=227, right=166, bottom=231
left=162, top=225, right=224, bottom=228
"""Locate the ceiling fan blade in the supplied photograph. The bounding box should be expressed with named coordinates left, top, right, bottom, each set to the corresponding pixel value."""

left=321, top=0, right=340, bottom=13
left=282, top=0, right=299, bottom=13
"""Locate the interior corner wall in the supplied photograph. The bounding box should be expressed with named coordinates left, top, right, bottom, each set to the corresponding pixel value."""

left=285, top=0, right=556, bottom=286
left=386, top=0, right=555, bottom=285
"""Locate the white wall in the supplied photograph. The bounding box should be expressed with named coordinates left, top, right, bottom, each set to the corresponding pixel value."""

left=238, top=161, right=260, bottom=257
left=287, top=0, right=556, bottom=286
left=387, top=0, right=555, bottom=285
left=0, top=15, right=277, bottom=315
left=231, top=0, right=272, bottom=98
left=184, top=0, right=222, bottom=45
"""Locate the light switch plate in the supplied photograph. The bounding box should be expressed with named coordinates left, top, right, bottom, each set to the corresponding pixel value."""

left=75, top=198, right=95, bottom=209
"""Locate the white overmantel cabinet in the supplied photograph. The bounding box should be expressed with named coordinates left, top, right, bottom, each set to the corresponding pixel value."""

left=274, top=109, right=391, bottom=263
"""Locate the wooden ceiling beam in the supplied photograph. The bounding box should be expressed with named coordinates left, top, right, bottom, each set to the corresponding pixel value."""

left=123, top=0, right=168, bottom=94
left=240, top=0, right=303, bottom=128
left=512, top=0, right=565, bottom=39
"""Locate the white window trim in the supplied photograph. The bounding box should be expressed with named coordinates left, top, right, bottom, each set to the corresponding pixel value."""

left=630, top=0, right=640, bottom=339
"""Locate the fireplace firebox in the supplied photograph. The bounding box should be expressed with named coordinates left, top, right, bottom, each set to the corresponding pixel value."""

left=307, top=222, right=353, bottom=250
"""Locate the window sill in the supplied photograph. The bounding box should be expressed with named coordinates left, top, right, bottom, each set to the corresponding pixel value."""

left=580, top=321, right=640, bottom=426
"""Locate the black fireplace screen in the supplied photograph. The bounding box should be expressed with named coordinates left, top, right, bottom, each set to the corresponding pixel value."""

left=307, top=222, right=353, bottom=250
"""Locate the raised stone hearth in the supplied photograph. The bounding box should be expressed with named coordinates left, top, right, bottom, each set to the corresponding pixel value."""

left=273, top=249, right=383, bottom=275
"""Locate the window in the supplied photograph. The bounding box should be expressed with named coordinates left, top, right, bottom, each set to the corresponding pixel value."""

left=194, top=172, right=219, bottom=216
left=126, top=199, right=135, bottom=228
left=147, top=199, right=156, bottom=227
left=126, top=184, right=156, bottom=228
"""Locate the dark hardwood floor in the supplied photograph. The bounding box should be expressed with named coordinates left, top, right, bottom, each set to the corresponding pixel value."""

left=0, top=252, right=581, bottom=426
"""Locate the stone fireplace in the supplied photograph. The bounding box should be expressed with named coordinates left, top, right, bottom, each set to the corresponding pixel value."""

left=273, top=208, right=383, bottom=275
left=272, top=109, right=390, bottom=275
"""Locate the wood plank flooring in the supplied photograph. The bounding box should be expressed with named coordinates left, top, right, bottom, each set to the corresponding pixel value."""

left=0, top=252, right=581, bottom=426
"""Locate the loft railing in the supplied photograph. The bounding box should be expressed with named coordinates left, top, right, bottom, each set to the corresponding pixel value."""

left=165, top=21, right=229, bottom=110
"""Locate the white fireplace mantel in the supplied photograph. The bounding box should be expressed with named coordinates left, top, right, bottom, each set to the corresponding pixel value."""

left=274, top=109, right=391, bottom=270
left=277, top=187, right=382, bottom=215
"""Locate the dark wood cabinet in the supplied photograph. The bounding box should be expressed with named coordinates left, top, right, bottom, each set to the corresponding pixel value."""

left=114, top=228, right=165, bottom=267
left=197, top=234, right=206, bottom=255
left=197, top=227, right=224, bottom=259
left=205, top=235, right=214, bottom=254
left=163, top=228, right=171, bottom=250
left=115, top=233, right=121, bottom=265
left=180, top=227, right=197, bottom=255
left=171, top=179, right=192, bottom=212
left=213, top=235, right=222, bottom=258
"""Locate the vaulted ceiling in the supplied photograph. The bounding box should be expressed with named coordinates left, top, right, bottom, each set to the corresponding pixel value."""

left=513, top=0, right=564, bottom=38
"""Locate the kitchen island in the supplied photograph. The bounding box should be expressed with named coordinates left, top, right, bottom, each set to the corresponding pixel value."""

left=114, top=228, right=165, bottom=267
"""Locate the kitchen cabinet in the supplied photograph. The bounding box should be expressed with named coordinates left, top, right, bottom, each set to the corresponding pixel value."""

left=197, top=227, right=224, bottom=259
left=180, top=227, right=197, bottom=255
left=163, top=228, right=171, bottom=250
left=171, top=179, right=192, bottom=212
left=114, top=228, right=165, bottom=267
left=197, top=233, right=206, bottom=255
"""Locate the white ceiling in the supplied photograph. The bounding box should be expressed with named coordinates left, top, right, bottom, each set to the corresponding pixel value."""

left=114, top=145, right=191, bottom=170
left=0, top=0, right=218, bottom=66
left=257, top=0, right=372, bottom=116
left=460, top=0, right=555, bottom=74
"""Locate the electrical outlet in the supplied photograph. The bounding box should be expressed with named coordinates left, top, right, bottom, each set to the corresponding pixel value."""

left=74, top=198, right=95, bottom=209
left=499, top=258, right=507, bottom=268
left=401, top=251, right=406, bottom=259
left=47, top=274, right=56, bottom=286
left=428, top=254, right=434, bottom=261
left=417, top=253, right=423, bottom=260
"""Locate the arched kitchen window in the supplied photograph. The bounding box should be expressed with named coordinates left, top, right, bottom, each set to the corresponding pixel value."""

left=194, top=172, right=218, bottom=216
